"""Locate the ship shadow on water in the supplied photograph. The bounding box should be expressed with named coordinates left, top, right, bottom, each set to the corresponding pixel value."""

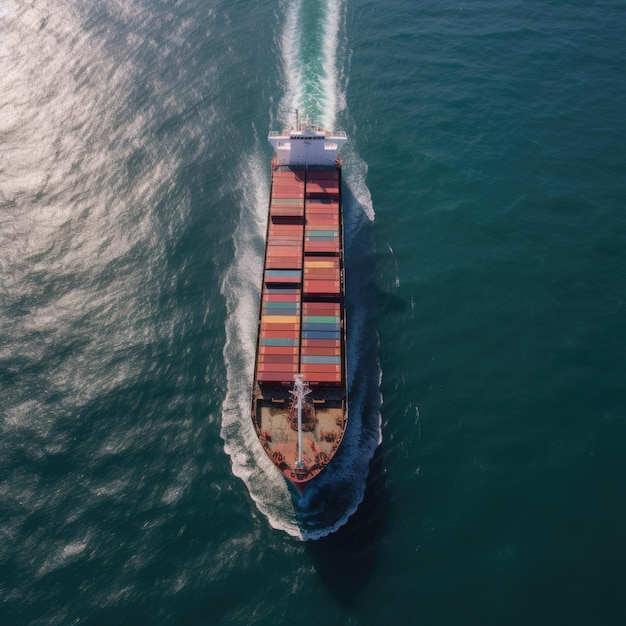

left=303, top=443, right=389, bottom=605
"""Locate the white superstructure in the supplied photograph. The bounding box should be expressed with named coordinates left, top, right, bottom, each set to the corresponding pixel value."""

left=268, top=116, right=347, bottom=167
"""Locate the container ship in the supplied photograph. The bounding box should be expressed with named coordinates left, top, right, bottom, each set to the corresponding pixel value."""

left=251, top=116, right=348, bottom=493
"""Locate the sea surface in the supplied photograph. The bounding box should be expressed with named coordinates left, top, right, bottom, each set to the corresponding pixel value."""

left=1, top=0, right=625, bottom=624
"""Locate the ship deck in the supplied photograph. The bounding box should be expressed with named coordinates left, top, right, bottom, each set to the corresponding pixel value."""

left=251, top=163, right=347, bottom=485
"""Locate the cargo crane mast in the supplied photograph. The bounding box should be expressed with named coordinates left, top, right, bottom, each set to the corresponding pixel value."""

left=290, top=375, right=311, bottom=473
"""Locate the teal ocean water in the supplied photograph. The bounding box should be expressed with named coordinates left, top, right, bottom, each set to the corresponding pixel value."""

left=2, top=0, right=625, bottom=624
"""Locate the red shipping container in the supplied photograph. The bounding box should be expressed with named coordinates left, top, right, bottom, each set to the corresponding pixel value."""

left=267, top=246, right=302, bottom=254
left=258, top=354, right=298, bottom=364
left=266, top=252, right=302, bottom=260
left=268, top=228, right=301, bottom=235
left=304, top=256, right=339, bottom=263
left=257, top=372, right=296, bottom=383
left=264, top=262, right=302, bottom=270
left=302, top=306, right=340, bottom=313
left=302, top=339, right=341, bottom=350
left=266, top=258, right=301, bottom=267
left=306, top=217, right=338, bottom=224
left=268, top=234, right=302, bottom=242
left=300, top=347, right=341, bottom=356
left=272, top=192, right=304, bottom=197
left=268, top=230, right=303, bottom=237
left=273, top=173, right=304, bottom=181
left=273, top=178, right=304, bottom=185
left=273, top=181, right=304, bottom=187
left=300, top=333, right=341, bottom=340
left=302, top=306, right=340, bottom=314
left=307, top=201, right=338, bottom=208
left=271, top=195, right=303, bottom=201
left=301, top=371, right=341, bottom=380
left=268, top=227, right=303, bottom=236
left=304, top=245, right=340, bottom=254
left=300, top=374, right=341, bottom=387
left=303, top=302, right=339, bottom=308
left=259, top=324, right=300, bottom=334
left=303, top=280, right=340, bottom=293
left=301, top=312, right=340, bottom=320
left=301, top=312, right=340, bottom=318
left=259, top=347, right=299, bottom=356
left=259, top=342, right=300, bottom=351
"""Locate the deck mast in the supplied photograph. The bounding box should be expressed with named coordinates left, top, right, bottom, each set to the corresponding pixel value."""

left=291, top=374, right=311, bottom=472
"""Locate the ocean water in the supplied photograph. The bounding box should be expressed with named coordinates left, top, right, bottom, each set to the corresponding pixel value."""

left=1, top=0, right=625, bottom=624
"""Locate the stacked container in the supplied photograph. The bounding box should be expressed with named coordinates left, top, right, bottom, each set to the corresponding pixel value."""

left=300, top=169, right=343, bottom=385
left=256, top=168, right=306, bottom=384
left=303, top=256, right=340, bottom=297
left=269, top=169, right=305, bottom=221
left=256, top=167, right=344, bottom=387
left=304, top=200, right=340, bottom=255
left=300, top=301, right=341, bottom=384
left=257, top=285, right=301, bottom=384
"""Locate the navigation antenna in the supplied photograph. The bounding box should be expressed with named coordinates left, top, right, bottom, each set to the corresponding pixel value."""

left=290, top=374, right=311, bottom=472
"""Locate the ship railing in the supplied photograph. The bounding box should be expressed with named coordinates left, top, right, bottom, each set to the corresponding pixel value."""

left=269, top=129, right=347, bottom=138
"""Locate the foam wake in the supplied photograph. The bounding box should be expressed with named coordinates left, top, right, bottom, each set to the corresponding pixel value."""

left=278, top=0, right=342, bottom=129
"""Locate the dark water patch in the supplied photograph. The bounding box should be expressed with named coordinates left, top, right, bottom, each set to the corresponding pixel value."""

left=307, top=444, right=388, bottom=605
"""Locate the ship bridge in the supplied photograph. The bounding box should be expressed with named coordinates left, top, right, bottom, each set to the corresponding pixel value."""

left=269, top=119, right=347, bottom=167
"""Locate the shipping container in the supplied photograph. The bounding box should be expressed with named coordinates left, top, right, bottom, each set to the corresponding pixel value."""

left=265, top=287, right=301, bottom=294
left=260, top=324, right=300, bottom=333
left=258, top=354, right=298, bottom=364
left=303, top=280, right=341, bottom=295
left=301, top=330, right=341, bottom=340
left=303, top=299, right=339, bottom=306
left=302, top=314, right=339, bottom=322
left=263, top=296, right=301, bottom=304
left=302, top=311, right=340, bottom=318
left=258, top=361, right=299, bottom=370
left=259, top=338, right=299, bottom=347
left=270, top=199, right=304, bottom=206
left=259, top=346, right=298, bottom=355
left=263, top=299, right=300, bottom=307
left=259, top=330, right=300, bottom=339
left=300, top=338, right=341, bottom=347
left=300, top=347, right=341, bottom=357
left=300, top=364, right=341, bottom=373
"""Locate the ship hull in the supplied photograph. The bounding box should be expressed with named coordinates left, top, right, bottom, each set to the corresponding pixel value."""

left=251, top=158, right=348, bottom=491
